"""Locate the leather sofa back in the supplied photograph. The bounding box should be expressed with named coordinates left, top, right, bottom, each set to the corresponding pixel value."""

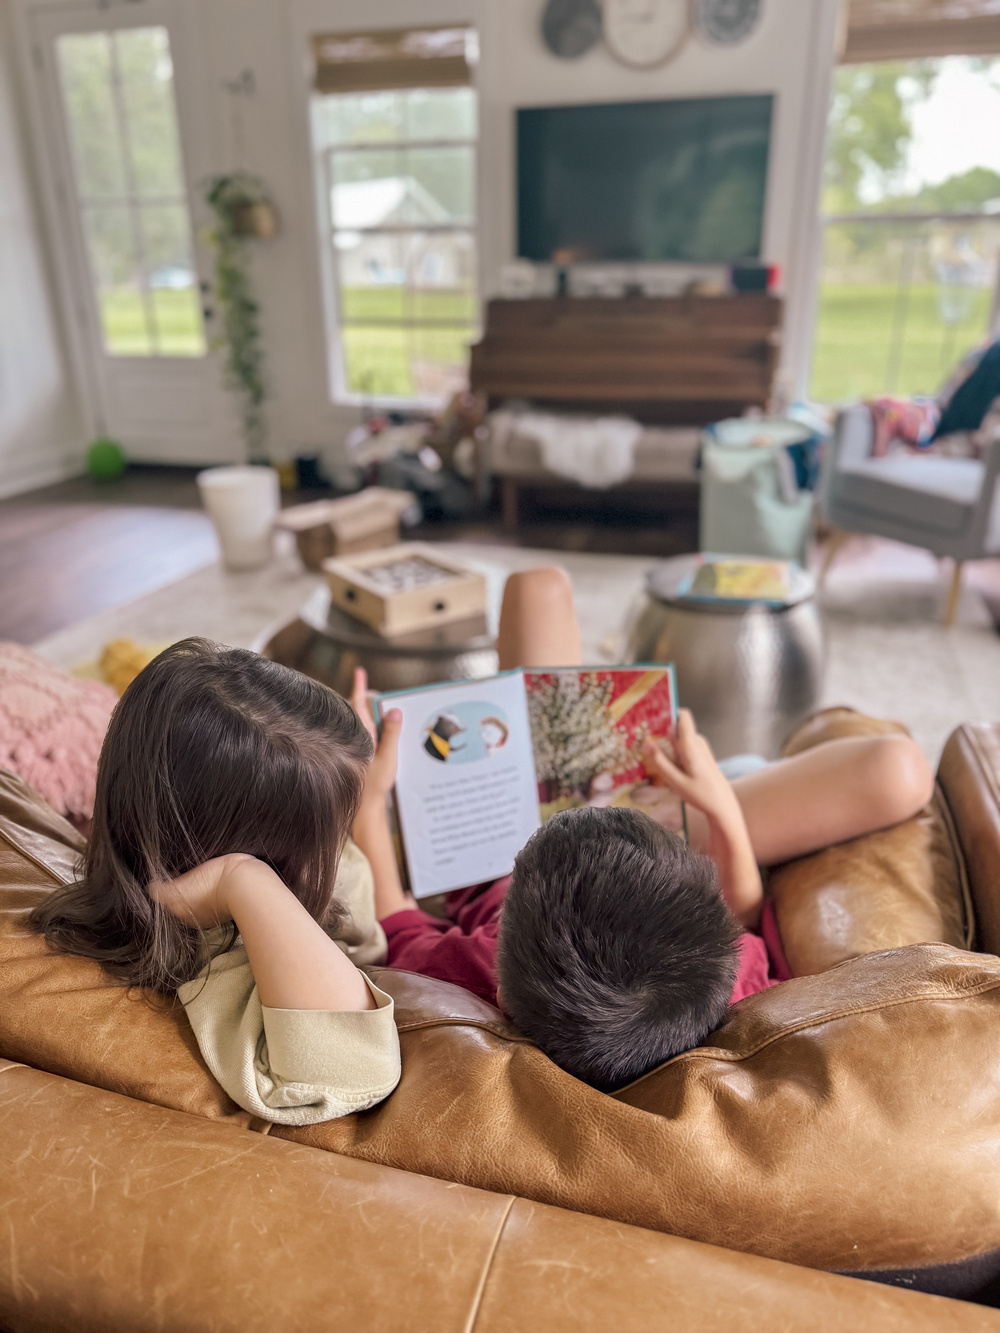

left=770, top=708, right=969, bottom=974
left=939, top=723, right=1000, bottom=956
left=3, top=1059, right=992, bottom=1333
left=284, top=947, right=1000, bottom=1280
left=4, top=764, right=1000, bottom=1284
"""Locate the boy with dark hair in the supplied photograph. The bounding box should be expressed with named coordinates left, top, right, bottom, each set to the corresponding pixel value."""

left=496, top=806, right=741, bottom=1089
left=359, top=702, right=791, bottom=1090
left=350, top=569, right=934, bottom=1091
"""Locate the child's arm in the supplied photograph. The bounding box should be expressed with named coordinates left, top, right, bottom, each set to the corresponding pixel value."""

left=642, top=710, right=763, bottom=928
left=151, top=855, right=375, bottom=1011
left=350, top=668, right=413, bottom=921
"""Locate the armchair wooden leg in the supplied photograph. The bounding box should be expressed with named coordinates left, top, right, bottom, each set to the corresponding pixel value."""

left=818, top=528, right=851, bottom=588
left=944, top=560, right=964, bottom=627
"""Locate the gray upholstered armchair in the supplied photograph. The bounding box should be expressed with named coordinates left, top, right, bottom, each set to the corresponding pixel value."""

left=819, top=403, right=1000, bottom=624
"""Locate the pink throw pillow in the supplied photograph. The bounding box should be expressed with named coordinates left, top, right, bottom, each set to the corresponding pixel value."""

left=0, top=643, right=117, bottom=823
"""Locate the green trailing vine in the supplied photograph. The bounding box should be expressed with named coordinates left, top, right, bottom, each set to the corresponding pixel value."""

left=203, top=173, right=270, bottom=460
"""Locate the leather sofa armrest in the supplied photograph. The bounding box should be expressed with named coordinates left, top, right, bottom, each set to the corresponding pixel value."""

left=0, top=1061, right=993, bottom=1333
left=937, top=723, right=1000, bottom=954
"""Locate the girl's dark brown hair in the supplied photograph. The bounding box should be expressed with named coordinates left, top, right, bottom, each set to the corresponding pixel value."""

left=30, top=638, right=373, bottom=992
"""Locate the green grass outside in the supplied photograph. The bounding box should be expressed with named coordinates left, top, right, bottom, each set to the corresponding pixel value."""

left=339, top=285, right=477, bottom=324
left=342, top=324, right=476, bottom=397
left=106, top=280, right=986, bottom=407
left=100, top=288, right=205, bottom=357
left=810, top=282, right=991, bottom=403
left=340, top=286, right=477, bottom=396
left=98, top=283, right=473, bottom=392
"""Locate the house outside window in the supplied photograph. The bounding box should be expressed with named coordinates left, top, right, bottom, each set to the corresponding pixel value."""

left=810, top=1, right=1000, bottom=403
left=310, top=27, right=479, bottom=405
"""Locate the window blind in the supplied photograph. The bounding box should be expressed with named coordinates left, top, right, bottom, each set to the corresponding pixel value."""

left=311, top=26, right=478, bottom=94
left=844, top=0, right=1000, bottom=60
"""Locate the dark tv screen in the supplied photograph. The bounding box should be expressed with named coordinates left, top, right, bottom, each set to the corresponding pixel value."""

left=517, top=94, right=773, bottom=265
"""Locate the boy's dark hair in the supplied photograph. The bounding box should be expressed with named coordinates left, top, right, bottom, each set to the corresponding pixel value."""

left=30, top=638, right=372, bottom=993
left=496, top=807, right=742, bottom=1091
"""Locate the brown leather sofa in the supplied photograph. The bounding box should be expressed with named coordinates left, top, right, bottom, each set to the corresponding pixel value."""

left=4, top=709, right=1000, bottom=1330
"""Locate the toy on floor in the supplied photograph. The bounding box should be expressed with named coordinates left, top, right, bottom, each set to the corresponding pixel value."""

left=98, top=639, right=165, bottom=696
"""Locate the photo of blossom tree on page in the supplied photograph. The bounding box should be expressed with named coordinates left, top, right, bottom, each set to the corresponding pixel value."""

left=524, top=667, right=684, bottom=835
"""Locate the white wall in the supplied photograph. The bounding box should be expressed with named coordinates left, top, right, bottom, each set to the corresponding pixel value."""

left=0, top=0, right=83, bottom=498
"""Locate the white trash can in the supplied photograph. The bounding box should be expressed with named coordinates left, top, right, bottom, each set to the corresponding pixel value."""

left=197, top=465, right=280, bottom=570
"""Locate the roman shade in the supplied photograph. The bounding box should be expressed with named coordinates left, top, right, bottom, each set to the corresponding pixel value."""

left=311, top=26, right=478, bottom=95
left=844, top=0, right=1000, bottom=61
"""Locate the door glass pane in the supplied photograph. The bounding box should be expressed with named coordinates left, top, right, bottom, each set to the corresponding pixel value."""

left=55, top=26, right=204, bottom=358
left=81, top=205, right=153, bottom=356
left=142, top=204, right=202, bottom=354
left=57, top=33, right=127, bottom=198
left=117, top=28, right=185, bottom=197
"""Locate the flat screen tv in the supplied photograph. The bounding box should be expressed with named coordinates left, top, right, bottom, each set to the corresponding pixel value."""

left=517, top=94, right=773, bottom=265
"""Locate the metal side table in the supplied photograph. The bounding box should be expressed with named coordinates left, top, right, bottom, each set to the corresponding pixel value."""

left=255, top=585, right=498, bottom=696
left=624, top=556, right=825, bottom=759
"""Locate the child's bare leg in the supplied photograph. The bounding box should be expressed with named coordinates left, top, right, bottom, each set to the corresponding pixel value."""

left=497, top=567, right=582, bottom=670
left=685, top=735, right=935, bottom=866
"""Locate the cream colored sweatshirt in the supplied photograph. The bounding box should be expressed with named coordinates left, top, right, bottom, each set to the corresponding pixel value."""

left=176, top=840, right=400, bottom=1126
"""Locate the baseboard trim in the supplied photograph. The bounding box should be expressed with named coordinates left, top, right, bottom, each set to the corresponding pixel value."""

left=0, top=456, right=84, bottom=500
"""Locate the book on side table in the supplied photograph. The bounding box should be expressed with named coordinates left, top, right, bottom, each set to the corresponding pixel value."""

left=375, top=666, right=679, bottom=899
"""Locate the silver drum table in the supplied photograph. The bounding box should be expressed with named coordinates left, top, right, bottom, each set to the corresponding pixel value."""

left=624, top=555, right=825, bottom=759
left=255, top=585, right=498, bottom=696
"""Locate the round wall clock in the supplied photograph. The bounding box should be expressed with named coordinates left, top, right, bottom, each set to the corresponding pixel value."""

left=541, top=0, right=603, bottom=59
left=692, top=0, right=762, bottom=46
left=603, top=0, right=689, bottom=68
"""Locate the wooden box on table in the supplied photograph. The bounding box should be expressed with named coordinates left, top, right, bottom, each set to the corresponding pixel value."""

left=322, top=543, right=487, bottom=638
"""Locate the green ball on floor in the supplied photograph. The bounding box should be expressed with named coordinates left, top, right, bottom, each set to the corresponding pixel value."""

left=86, top=438, right=126, bottom=480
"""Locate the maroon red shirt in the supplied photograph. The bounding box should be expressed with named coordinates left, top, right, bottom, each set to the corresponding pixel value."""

left=382, top=878, right=790, bottom=1010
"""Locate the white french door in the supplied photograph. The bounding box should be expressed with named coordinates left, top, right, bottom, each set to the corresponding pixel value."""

left=21, top=0, right=240, bottom=463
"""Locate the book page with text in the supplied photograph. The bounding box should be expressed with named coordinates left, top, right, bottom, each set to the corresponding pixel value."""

left=377, top=671, right=541, bottom=898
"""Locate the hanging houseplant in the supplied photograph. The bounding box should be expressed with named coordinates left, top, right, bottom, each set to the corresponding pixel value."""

left=203, top=173, right=278, bottom=461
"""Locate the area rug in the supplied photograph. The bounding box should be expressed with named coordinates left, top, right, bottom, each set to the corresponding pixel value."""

left=31, top=537, right=1000, bottom=765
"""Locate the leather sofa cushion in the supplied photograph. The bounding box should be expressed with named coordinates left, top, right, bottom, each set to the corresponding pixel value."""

left=0, top=769, right=252, bottom=1127
left=3, top=1061, right=988, bottom=1333
left=1, top=758, right=996, bottom=1279
left=770, top=708, right=970, bottom=975
left=939, top=723, right=1000, bottom=957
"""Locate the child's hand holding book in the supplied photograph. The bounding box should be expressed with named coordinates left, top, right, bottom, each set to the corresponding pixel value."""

left=642, top=711, right=764, bottom=928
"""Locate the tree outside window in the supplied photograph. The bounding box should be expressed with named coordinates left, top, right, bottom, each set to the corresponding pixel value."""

left=811, top=57, right=1000, bottom=403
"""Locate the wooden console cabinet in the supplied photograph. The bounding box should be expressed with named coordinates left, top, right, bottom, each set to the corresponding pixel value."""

left=469, top=293, right=782, bottom=425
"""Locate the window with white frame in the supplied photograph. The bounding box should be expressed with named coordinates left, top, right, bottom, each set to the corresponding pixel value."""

left=310, top=27, right=479, bottom=404
left=810, top=1, right=1000, bottom=402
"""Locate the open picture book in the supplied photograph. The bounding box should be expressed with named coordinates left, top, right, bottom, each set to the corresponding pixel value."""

left=374, top=665, right=679, bottom=899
